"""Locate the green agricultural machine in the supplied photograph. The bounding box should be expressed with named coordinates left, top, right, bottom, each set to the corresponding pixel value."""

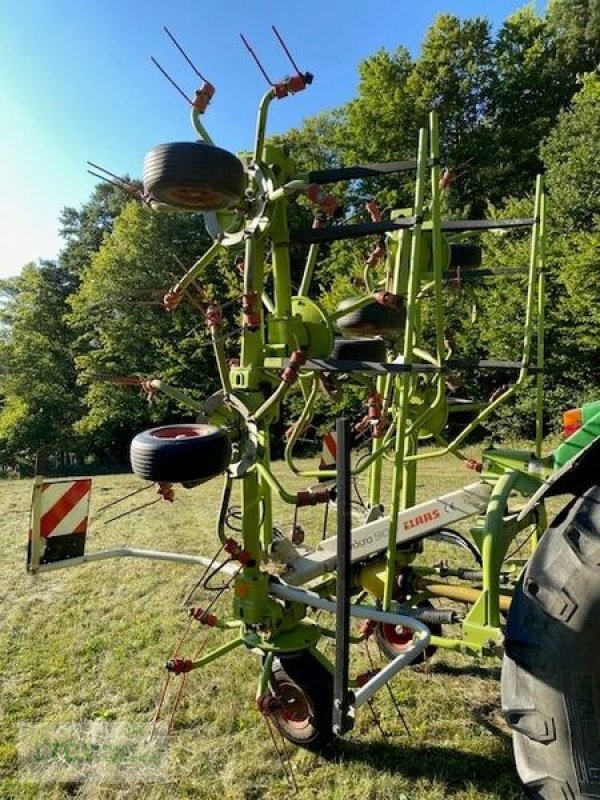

left=28, top=29, right=600, bottom=800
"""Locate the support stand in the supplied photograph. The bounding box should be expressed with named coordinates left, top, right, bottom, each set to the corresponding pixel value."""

left=333, top=416, right=354, bottom=734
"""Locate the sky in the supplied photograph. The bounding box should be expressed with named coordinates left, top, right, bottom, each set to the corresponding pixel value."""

left=0, top=0, right=540, bottom=279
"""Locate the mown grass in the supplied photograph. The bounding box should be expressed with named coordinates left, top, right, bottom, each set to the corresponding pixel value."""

left=0, top=453, right=536, bottom=800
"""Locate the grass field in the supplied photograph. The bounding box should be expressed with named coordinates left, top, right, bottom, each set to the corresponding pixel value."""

left=0, top=453, right=540, bottom=800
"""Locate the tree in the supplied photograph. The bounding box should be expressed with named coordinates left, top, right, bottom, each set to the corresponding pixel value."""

left=547, top=0, right=600, bottom=74
left=0, top=262, right=80, bottom=467
left=491, top=6, right=576, bottom=202
left=69, top=202, right=236, bottom=460
left=541, top=74, right=600, bottom=401
left=405, top=14, right=495, bottom=215
left=542, top=73, right=600, bottom=231
left=59, top=181, right=134, bottom=281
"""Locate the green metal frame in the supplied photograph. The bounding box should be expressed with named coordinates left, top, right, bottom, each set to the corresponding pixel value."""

left=30, top=72, right=556, bottom=728
left=146, top=96, right=551, bottom=673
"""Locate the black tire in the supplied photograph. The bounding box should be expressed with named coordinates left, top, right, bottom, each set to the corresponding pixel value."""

left=374, top=600, right=441, bottom=663
left=336, top=298, right=405, bottom=339
left=331, top=336, right=387, bottom=361
left=268, top=651, right=334, bottom=751
left=502, top=486, right=600, bottom=800
left=130, top=423, right=231, bottom=484
left=448, top=243, right=482, bottom=268
left=143, top=142, right=245, bottom=211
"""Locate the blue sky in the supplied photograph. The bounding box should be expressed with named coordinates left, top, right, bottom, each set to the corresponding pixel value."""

left=0, top=0, right=538, bottom=279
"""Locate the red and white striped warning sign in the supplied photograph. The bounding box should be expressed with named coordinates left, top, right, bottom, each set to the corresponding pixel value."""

left=28, top=477, right=92, bottom=571
left=318, top=430, right=337, bottom=471
left=39, top=478, right=92, bottom=539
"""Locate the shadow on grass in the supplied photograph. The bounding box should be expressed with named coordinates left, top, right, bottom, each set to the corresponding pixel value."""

left=426, top=661, right=502, bottom=680
left=330, top=737, right=519, bottom=796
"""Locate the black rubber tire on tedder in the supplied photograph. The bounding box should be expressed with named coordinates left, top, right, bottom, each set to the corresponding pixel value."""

left=448, top=243, right=482, bottom=268
left=336, top=298, right=406, bottom=340
left=502, top=486, right=600, bottom=800
left=143, top=142, right=246, bottom=211
left=268, top=651, right=334, bottom=752
left=130, top=423, right=231, bottom=484
left=331, top=336, right=387, bottom=362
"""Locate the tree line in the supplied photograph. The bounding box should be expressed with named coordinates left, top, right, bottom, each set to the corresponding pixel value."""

left=1, top=1, right=599, bottom=470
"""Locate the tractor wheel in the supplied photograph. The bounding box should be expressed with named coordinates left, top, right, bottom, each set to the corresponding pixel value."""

left=448, top=243, right=482, bottom=268
left=336, top=298, right=405, bottom=340
left=502, top=486, right=600, bottom=799
left=331, top=336, right=387, bottom=362
left=374, top=600, right=441, bottom=663
left=268, top=651, right=334, bottom=751
left=143, top=142, right=246, bottom=211
left=130, top=423, right=231, bottom=484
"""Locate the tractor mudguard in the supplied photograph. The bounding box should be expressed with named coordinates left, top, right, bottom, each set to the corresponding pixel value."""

left=517, top=435, right=600, bottom=522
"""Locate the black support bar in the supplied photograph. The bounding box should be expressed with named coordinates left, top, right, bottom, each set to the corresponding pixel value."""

left=290, top=217, right=416, bottom=245
left=333, top=416, right=354, bottom=736
left=441, top=217, right=537, bottom=232
left=300, top=358, right=541, bottom=375
left=307, top=160, right=418, bottom=185
left=290, top=217, right=537, bottom=245
left=305, top=359, right=441, bottom=374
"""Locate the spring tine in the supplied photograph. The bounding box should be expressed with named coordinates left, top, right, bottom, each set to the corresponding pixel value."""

left=271, top=25, right=302, bottom=74
left=167, top=672, right=189, bottom=734
left=87, top=160, right=137, bottom=191
left=151, top=55, right=192, bottom=104
left=87, top=170, right=141, bottom=201
left=263, top=716, right=292, bottom=787
left=96, top=483, right=155, bottom=514
left=103, top=497, right=161, bottom=525
left=150, top=672, right=171, bottom=739
left=180, top=288, right=204, bottom=312
left=240, top=33, right=274, bottom=86
left=265, top=713, right=299, bottom=791
left=367, top=697, right=388, bottom=739
left=87, top=170, right=129, bottom=192
left=163, top=25, right=208, bottom=81
left=181, top=541, right=226, bottom=606
left=455, top=156, right=474, bottom=171
left=386, top=682, right=411, bottom=736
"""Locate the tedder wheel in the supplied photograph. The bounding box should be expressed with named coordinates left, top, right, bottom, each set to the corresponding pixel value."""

left=331, top=336, right=387, bottom=362
left=374, top=600, right=441, bottom=663
left=143, top=142, right=246, bottom=211
left=268, top=651, right=334, bottom=751
left=336, top=298, right=406, bottom=340
left=502, top=486, right=600, bottom=800
left=448, top=242, right=483, bottom=268
left=130, top=423, right=231, bottom=484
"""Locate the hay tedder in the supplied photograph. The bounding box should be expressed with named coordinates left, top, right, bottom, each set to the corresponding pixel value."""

left=28, top=28, right=600, bottom=799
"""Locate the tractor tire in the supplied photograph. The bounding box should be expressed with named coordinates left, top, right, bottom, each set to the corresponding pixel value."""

left=130, top=423, right=231, bottom=484
left=336, top=298, right=405, bottom=340
left=501, top=486, right=600, bottom=800
left=448, top=243, right=482, bottom=268
left=143, top=142, right=246, bottom=211
left=268, top=651, right=334, bottom=751
left=331, top=336, right=387, bottom=362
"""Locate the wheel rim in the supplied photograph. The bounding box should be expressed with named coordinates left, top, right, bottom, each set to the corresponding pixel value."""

left=273, top=679, right=314, bottom=733
left=150, top=425, right=212, bottom=440
left=161, top=186, right=234, bottom=209
left=379, top=622, right=413, bottom=652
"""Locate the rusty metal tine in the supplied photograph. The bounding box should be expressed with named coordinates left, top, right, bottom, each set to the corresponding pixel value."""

left=271, top=25, right=302, bottom=74
left=240, top=33, right=274, bottom=86
left=150, top=56, right=192, bottom=104
left=163, top=25, right=208, bottom=81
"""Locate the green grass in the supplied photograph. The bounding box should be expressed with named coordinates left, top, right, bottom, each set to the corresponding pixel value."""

left=0, top=454, right=535, bottom=800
